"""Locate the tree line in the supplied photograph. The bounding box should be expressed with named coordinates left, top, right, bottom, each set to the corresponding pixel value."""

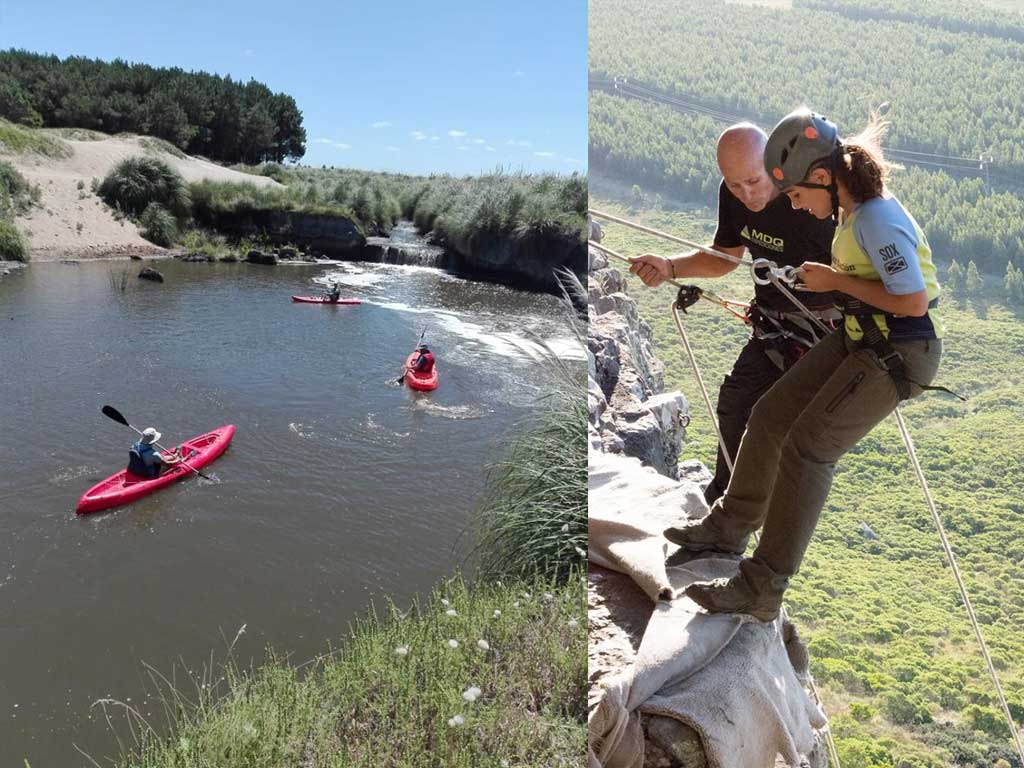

left=796, top=0, right=1024, bottom=45
left=0, top=49, right=306, bottom=164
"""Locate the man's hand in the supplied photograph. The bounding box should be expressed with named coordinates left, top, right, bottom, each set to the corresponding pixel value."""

left=629, top=253, right=672, bottom=287
left=798, top=262, right=839, bottom=292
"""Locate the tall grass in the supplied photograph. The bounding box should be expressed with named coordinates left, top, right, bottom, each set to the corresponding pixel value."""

left=472, top=281, right=587, bottom=584
left=0, top=219, right=28, bottom=261
left=107, top=576, right=584, bottom=767
left=0, top=118, right=71, bottom=157
left=188, top=179, right=367, bottom=232
left=215, top=164, right=586, bottom=245
left=139, top=203, right=177, bottom=247
left=98, top=157, right=191, bottom=220
left=0, top=160, right=39, bottom=217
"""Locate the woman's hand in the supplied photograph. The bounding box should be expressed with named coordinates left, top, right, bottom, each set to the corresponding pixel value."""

left=629, top=254, right=671, bottom=287
left=799, top=262, right=839, bottom=293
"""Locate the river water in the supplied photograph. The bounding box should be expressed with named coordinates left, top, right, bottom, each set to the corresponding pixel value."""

left=0, top=254, right=581, bottom=765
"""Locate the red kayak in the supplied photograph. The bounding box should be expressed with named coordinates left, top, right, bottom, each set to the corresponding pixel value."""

left=405, top=352, right=439, bottom=391
left=292, top=295, right=361, bottom=305
left=76, top=425, right=235, bottom=515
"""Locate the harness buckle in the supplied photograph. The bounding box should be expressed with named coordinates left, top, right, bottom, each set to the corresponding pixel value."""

left=877, top=349, right=903, bottom=371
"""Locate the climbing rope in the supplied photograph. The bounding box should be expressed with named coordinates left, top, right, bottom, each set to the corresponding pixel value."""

left=589, top=212, right=1024, bottom=766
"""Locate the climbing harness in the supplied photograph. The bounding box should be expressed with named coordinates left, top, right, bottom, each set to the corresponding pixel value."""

left=843, top=297, right=965, bottom=402
left=588, top=210, right=1023, bottom=768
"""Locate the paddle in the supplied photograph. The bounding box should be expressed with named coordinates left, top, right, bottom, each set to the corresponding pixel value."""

left=396, top=329, right=427, bottom=385
left=101, top=405, right=213, bottom=480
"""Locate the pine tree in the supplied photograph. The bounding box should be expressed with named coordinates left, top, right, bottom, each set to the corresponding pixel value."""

left=966, top=260, right=983, bottom=298
left=1004, top=262, right=1024, bottom=305
left=946, top=260, right=966, bottom=297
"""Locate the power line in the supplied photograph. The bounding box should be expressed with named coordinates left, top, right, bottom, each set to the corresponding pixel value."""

left=590, top=77, right=1024, bottom=185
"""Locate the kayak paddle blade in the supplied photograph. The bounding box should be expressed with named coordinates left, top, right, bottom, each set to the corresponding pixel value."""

left=102, top=405, right=130, bottom=427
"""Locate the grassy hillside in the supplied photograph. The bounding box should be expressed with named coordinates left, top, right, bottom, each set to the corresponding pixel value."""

left=593, top=195, right=1024, bottom=767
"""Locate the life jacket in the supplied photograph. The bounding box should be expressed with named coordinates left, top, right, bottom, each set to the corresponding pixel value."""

left=127, top=443, right=161, bottom=479
left=415, top=351, right=435, bottom=373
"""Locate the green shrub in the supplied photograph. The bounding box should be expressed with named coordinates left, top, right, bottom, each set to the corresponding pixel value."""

left=98, top=157, right=190, bottom=219
left=850, top=702, right=876, bottom=722
left=0, top=219, right=28, bottom=261
left=963, top=704, right=1010, bottom=738
left=139, top=203, right=177, bottom=247
left=0, top=160, right=37, bottom=216
left=880, top=691, right=933, bottom=726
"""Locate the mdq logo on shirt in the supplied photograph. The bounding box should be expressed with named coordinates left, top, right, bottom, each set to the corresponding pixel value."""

left=740, top=225, right=784, bottom=252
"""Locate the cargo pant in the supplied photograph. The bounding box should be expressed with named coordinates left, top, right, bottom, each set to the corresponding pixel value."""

left=704, top=336, right=787, bottom=507
left=704, top=328, right=943, bottom=579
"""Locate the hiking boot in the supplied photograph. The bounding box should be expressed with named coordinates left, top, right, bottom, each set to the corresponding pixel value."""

left=663, top=518, right=748, bottom=556
left=683, top=558, right=788, bottom=622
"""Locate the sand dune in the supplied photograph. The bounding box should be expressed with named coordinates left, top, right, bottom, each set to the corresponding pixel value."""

left=6, top=135, right=281, bottom=261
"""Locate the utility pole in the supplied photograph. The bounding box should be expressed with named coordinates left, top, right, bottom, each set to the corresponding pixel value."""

left=979, top=153, right=994, bottom=191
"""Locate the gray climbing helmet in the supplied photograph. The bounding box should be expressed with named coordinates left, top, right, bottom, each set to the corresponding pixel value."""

left=764, top=108, right=841, bottom=191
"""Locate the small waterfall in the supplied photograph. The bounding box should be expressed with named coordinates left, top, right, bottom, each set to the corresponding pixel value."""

left=365, top=221, right=447, bottom=268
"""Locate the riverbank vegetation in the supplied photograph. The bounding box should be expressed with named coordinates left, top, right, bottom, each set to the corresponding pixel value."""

left=0, top=157, right=38, bottom=260
left=230, top=163, right=588, bottom=244
left=97, top=155, right=586, bottom=259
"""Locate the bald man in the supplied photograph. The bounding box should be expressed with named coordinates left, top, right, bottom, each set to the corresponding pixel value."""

left=630, top=123, right=839, bottom=516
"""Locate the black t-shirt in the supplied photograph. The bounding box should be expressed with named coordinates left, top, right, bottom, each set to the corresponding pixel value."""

left=713, top=181, right=836, bottom=311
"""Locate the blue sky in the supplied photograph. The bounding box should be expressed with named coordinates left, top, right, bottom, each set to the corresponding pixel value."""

left=0, top=0, right=587, bottom=176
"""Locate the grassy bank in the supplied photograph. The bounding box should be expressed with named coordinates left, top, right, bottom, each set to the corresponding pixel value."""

left=105, top=576, right=584, bottom=768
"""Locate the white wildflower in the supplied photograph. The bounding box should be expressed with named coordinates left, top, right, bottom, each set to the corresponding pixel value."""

left=447, top=714, right=465, bottom=727
left=568, top=619, right=579, bottom=629
left=447, top=639, right=459, bottom=649
left=394, top=645, right=409, bottom=657
left=493, top=609, right=502, bottom=618
left=446, top=609, right=458, bottom=617
left=462, top=686, right=482, bottom=702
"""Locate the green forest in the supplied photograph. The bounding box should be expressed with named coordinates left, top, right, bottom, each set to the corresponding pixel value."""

left=589, top=0, right=1024, bottom=172
left=0, top=50, right=306, bottom=164
left=795, top=0, right=1024, bottom=42
left=594, top=198, right=1024, bottom=768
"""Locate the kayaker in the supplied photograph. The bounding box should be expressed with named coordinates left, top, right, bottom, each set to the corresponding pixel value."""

left=127, top=428, right=183, bottom=479
left=327, top=282, right=342, bottom=303
left=413, top=344, right=435, bottom=374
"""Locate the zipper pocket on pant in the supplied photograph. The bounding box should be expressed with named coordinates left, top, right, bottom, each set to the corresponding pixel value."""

left=825, top=371, right=867, bottom=414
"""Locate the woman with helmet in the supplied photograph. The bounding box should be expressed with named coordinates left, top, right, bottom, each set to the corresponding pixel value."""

left=665, top=107, right=946, bottom=622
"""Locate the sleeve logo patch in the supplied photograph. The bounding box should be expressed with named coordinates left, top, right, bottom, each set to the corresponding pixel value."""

left=878, top=243, right=908, bottom=275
